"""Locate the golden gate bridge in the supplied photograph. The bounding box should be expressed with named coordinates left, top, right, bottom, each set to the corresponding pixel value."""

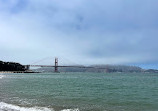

left=24, top=58, right=108, bottom=72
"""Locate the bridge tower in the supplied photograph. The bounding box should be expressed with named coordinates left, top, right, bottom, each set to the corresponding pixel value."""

left=54, top=58, right=58, bottom=72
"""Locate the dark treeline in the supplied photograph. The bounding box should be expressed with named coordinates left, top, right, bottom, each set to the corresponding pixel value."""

left=0, top=61, right=25, bottom=71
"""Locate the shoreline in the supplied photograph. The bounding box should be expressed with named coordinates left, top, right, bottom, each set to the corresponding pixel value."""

left=0, top=71, right=40, bottom=73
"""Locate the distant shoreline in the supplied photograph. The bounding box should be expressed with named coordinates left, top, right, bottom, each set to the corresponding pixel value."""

left=0, top=71, right=40, bottom=73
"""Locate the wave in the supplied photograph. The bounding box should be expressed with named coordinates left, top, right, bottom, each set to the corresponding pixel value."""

left=61, top=109, right=79, bottom=111
left=0, top=102, right=54, bottom=111
left=0, top=75, right=5, bottom=79
left=0, top=102, right=80, bottom=111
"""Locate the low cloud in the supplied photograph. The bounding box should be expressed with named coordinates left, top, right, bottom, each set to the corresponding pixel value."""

left=0, top=0, right=158, bottom=66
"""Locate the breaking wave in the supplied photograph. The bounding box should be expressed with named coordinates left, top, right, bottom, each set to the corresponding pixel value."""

left=61, top=109, right=79, bottom=111
left=0, top=75, right=5, bottom=79
left=0, top=102, right=53, bottom=111
left=0, top=102, right=79, bottom=111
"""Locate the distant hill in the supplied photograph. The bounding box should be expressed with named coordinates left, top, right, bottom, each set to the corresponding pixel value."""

left=0, top=60, right=25, bottom=71
left=34, top=65, right=146, bottom=73
left=144, top=69, right=158, bottom=73
left=0, top=60, right=156, bottom=73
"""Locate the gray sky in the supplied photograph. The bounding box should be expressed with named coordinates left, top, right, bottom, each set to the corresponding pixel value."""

left=0, top=0, right=158, bottom=68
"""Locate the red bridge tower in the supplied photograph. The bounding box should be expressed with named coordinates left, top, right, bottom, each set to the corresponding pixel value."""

left=54, top=58, right=58, bottom=72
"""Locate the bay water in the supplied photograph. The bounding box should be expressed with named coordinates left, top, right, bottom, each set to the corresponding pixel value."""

left=0, top=73, right=158, bottom=111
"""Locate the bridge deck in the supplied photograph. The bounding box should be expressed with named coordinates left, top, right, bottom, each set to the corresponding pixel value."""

left=28, top=65, right=93, bottom=68
left=26, top=65, right=107, bottom=69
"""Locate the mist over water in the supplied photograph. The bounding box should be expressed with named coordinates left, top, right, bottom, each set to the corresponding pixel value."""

left=0, top=73, right=158, bottom=111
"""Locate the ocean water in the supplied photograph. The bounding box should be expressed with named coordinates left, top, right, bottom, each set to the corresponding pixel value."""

left=0, top=72, right=158, bottom=111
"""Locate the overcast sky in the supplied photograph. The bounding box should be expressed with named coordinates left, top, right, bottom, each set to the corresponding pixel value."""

left=0, top=0, right=158, bottom=69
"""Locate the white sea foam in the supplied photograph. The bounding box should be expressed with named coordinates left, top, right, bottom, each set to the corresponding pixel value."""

left=0, top=75, right=5, bottom=79
left=0, top=102, right=54, bottom=111
left=61, top=109, right=79, bottom=111
left=0, top=102, right=80, bottom=111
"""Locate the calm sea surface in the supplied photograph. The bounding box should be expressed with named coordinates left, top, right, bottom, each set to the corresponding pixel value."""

left=0, top=72, right=158, bottom=111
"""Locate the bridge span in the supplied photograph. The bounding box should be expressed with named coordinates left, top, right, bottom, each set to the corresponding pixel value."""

left=24, top=58, right=107, bottom=72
